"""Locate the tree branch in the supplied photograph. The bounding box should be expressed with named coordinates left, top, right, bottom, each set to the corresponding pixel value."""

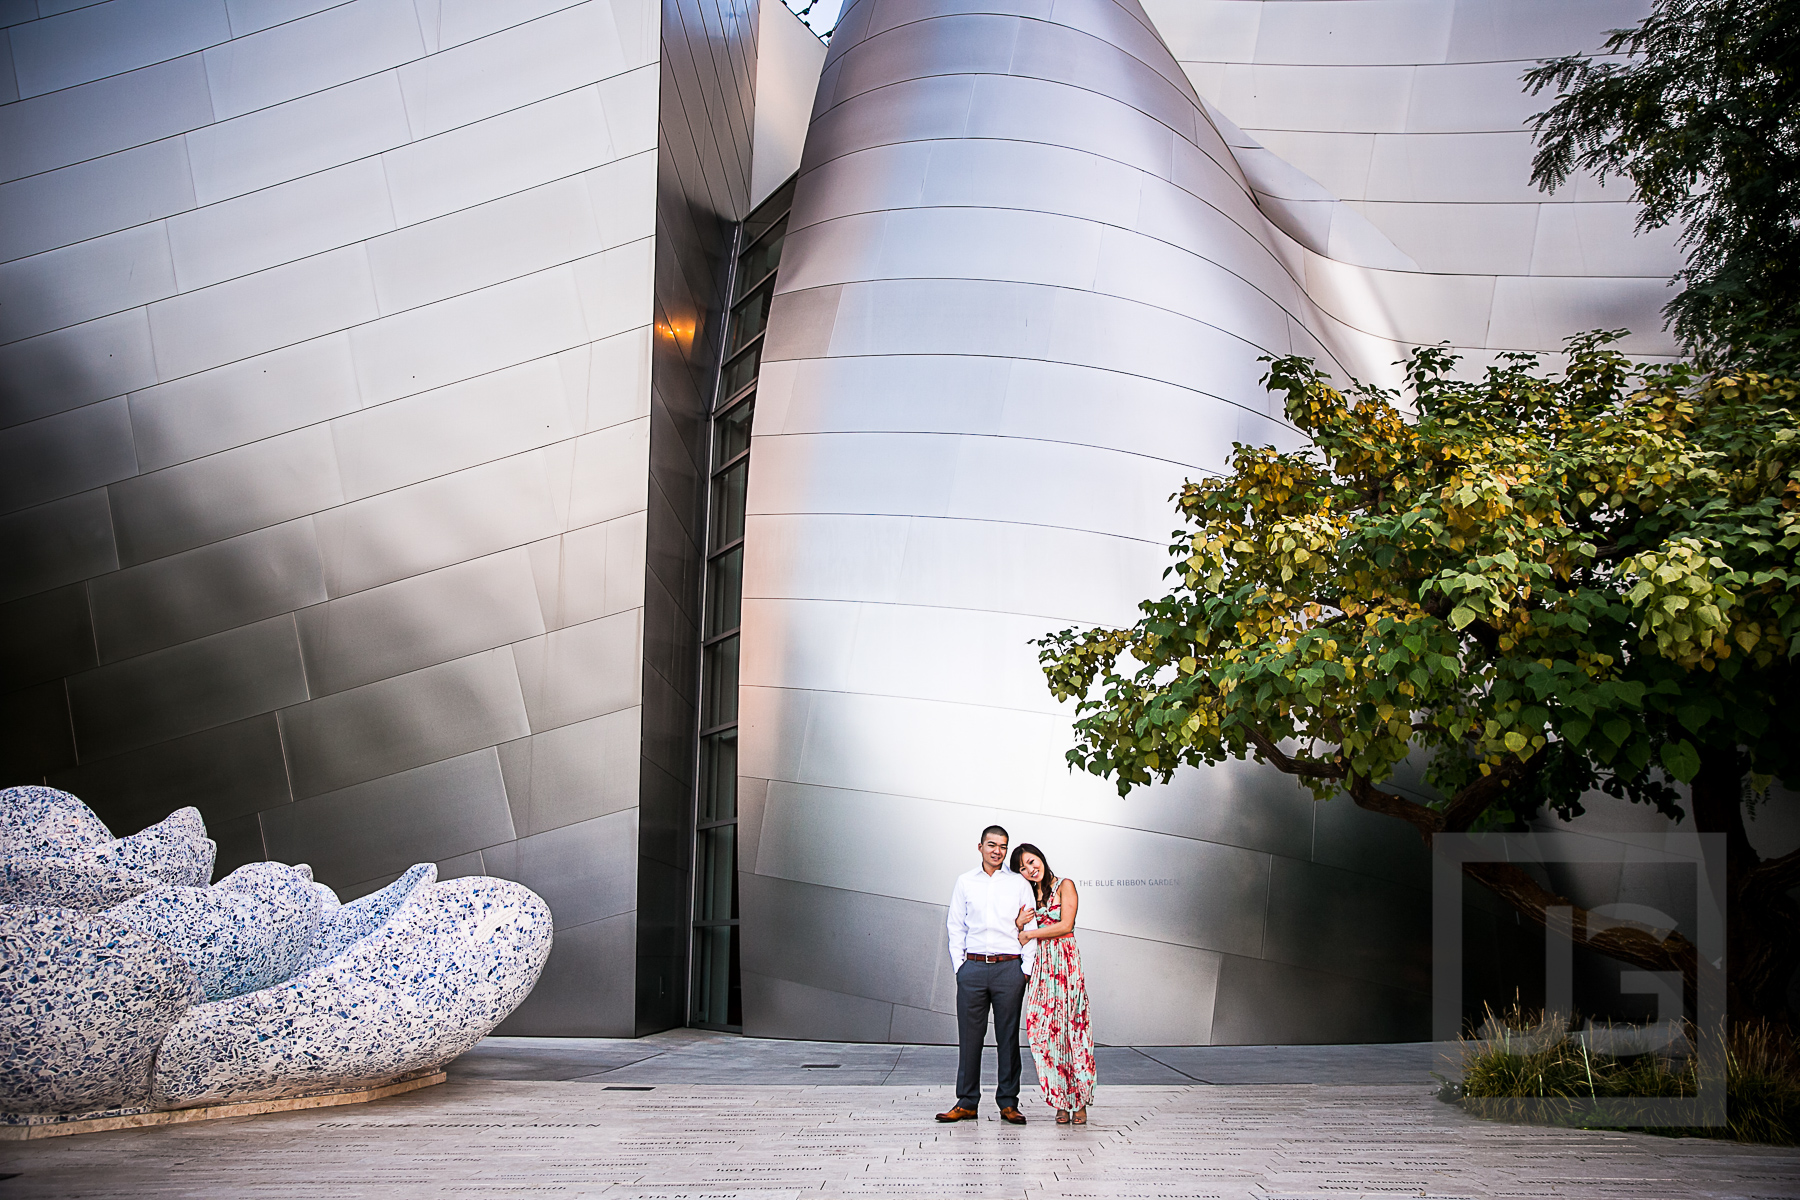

left=1347, top=773, right=1443, bottom=842
left=1747, top=843, right=1800, bottom=895
left=1245, top=728, right=1345, bottom=780
left=1461, top=860, right=1700, bottom=1001
left=1440, top=756, right=1542, bottom=834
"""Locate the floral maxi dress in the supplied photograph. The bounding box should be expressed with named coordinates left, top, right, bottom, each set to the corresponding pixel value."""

left=1024, top=890, right=1096, bottom=1111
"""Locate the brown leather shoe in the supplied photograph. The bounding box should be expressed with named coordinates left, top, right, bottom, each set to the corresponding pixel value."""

left=999, top=1106, right=1027, bottom=1125
left=935, top=1105, right=978, bottom=1122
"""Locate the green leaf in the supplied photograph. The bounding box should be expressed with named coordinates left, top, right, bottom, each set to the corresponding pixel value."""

left=1449, top=605, right=1478, bottom=630
left=1601, top=717, right=1632, bottom=746
left=1659, top=739, right=1702, bottom=783
left=1562, top=717, right=1592, bottom=745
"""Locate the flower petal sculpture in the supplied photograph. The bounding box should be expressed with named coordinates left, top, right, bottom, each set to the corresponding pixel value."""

left=0, top=788, right=552, bottom=1127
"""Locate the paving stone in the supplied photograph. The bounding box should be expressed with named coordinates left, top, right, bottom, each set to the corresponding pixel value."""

left=2, top=1041, right=1796, bottom=1199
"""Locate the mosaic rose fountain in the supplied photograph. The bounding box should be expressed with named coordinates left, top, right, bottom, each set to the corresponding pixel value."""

left=0, top=786, right=552, bottom=1129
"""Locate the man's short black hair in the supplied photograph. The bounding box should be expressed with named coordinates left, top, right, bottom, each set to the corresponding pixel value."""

left=979, top=824, right=1009, bottom=844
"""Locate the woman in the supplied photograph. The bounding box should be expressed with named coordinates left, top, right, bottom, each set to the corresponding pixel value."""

left=1010, top=843, right=1095, bottom=1125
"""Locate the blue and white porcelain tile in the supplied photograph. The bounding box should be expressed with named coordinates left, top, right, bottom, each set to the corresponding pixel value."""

left=301, top=864, right=437, bottom=971
left=0, top=808, right=216, bottom=910
left=107, top=863, right=324, bottom=1001
left=0, top=907, right=202, bottom=1115
left=152, top=877, right=553, bottom=1106
left=0, top=787, right=112, bottom=857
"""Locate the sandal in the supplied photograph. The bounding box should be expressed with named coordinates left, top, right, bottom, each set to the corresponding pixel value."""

left=1055, top=1110, right=1070, bottom=1124
left=1072, top=1109, right=1087, bottom=1125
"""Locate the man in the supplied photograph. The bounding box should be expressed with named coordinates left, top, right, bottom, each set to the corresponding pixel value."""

left=937, top=824, right=1036, bottom=1125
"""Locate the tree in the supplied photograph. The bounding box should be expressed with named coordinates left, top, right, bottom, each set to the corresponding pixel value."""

left=1525, top=0, right=1800, bottom=365
left=1038, top=337, right=1800, bottom=1025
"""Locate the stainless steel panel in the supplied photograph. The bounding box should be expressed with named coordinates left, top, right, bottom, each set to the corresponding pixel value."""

left=379, top=81, right=637, bottom=228
left=8, top=0, right=228, bottom=99
left=1488, top=275, right=1671, bottom=357
left=0, top=56, right=214, bottom=184
left=260, top=746, right=515, bottom=886
left=739, top=872, right=949, bottom=1012
left=0, top=222, right=177, bottom=345
left=496, top=706, right=642, bottom=837
left=0, top=28, right=14, bottom=102
left=1311, top=792, right=1432, bottom=889
left=331, top=359, right=576, bottom=502
left=128, top=334, right=361, bottom=473
left=1209, top=952, right=1429, bottom=1044
left=0, top=138, right=196, bottom=264
left=146, top=243, right=380, bottom=383
left=345, top=264, right=589, bottom=407
left=368, top=178, right=603, bottom=314
left=525, top=509, right=645, bottom=631
left=48, top=713, right=291, bottom=832
left=1261, top=856, right=1431, bottom=993
left=313, top=451, right=561, bottom=597
left=184, top=72, right=413, bottom=206
left=493, top=911, right=638, bottom=1037
left=89, top=517, right=327, bottom=663
left=277, top=645, right=530, bottom=798
left=510, top=610, right=642, bottom=733
left=0, top=489, right=117, bottom=604
left=0, top=582, right=94, bottom=693
left=295, top=546, right=545, bottom=696
left=494, top=808, right=638, bottom=929
left=107, top=424, right=345, bottom=567
left=1444, top=0, right=1651, bottom=63
left=1075, top=929, right=1223, bottom=1046
left=1250, top=1, right=1452, bottom=66
left=755, top=779, right=1274, bottom=958
left=0, top=310, right=158, bottom=430
left=166, top=157, right=394, bottom=293
left=223, top=0, right=344, bottom=37
left=741, top=971, right=897, bottom=1043
left=0, top=396, right=137, bottom=516
left=396, top=0, right=642, bottom=141
left=200, top=0, right=422, bottom=121
left=1529, top=200, right=1685, bottom=278
left=0, top=679, right=77, bottom=780
left=66, top=613, right=309, bottom=760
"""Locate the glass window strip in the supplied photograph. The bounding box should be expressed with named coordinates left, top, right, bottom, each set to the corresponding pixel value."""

left=689, top=177, right=795, bottom=1032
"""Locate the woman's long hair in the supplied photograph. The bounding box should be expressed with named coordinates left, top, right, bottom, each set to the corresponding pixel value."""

left=1009, top=843, right=1058, bottom=908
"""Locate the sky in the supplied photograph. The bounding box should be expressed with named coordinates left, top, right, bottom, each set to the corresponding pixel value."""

left=782, top=0, right=844, bottom=38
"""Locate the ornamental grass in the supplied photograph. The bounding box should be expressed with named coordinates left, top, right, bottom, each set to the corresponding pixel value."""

left=1451, top=1004, right=1799, bottom=1145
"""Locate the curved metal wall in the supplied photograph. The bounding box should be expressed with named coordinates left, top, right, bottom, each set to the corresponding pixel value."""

left=0, top=0, right=755, bottom=1038
left=1144, top=0, right=1681, bottom=379
left=739, top=0, right=1442, bottom=1046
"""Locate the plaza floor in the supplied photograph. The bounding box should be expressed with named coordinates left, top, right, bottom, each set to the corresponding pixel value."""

left=1, top=1032, right=1794, bottom=1199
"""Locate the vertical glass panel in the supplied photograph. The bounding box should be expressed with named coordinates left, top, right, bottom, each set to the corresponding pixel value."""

left=729, top=284, right=774, bottom=357
left=699, top=729, right=738, bottom=823
left=692, top=925, right=741, bottom=1028
left=714, top=396, right=754, bottom=464
left=696, top=824, right=738, bottom=922
left=702, top=635, right=739, bottom=728
left=710, top=460, right=749, bottom=550
left=720, top=342, right=761, bottom=399
left=706, top=545, right=743, bottom=637
left=735, top=217, right=788, bottom=299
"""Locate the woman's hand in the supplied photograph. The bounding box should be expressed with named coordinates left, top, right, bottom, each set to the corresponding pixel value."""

left=1014, top=903, right=1034, bottom=931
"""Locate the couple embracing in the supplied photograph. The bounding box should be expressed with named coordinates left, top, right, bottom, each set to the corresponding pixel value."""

left=937, top=824, right=1096, bottom=1126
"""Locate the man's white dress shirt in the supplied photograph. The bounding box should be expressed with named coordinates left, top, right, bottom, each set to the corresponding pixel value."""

left=947, top=865, right=1037, bottom=974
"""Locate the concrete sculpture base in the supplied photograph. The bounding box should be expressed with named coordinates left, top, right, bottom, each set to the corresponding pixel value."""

left=0, top=1070, right=446, bottom=1140
left=0, top=787, right=552, bottom=1125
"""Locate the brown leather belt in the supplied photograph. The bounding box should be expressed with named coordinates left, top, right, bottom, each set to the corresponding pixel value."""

left=964, top=953, right=1020, bottom=963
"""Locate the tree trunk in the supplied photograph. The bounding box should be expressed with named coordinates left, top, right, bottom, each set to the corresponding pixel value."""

left=1690, top=743, right=1799, bottom=1030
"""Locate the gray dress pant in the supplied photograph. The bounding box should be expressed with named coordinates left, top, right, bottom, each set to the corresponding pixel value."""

left=955, top=957, right=1026, bottom=1110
